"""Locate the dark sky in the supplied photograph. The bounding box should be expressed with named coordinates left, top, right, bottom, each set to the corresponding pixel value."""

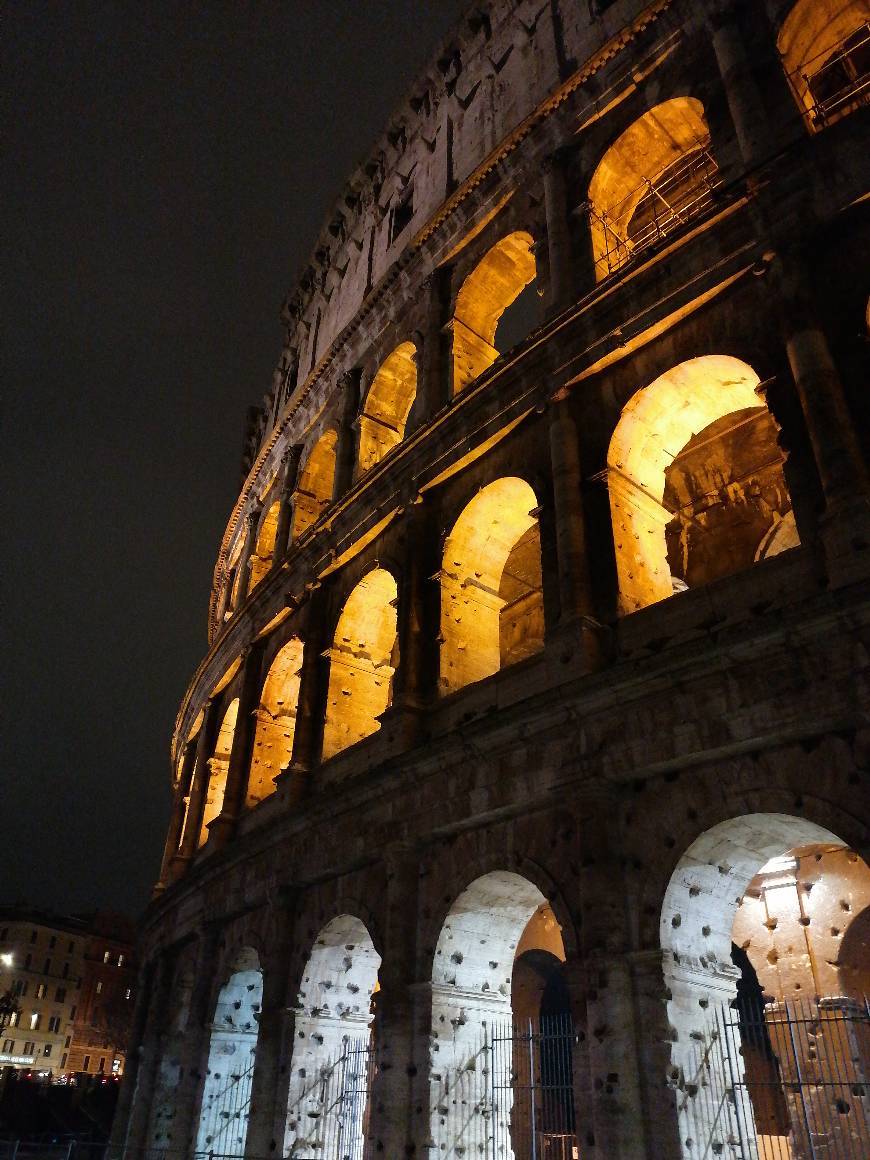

left=3, top=2, right=467, bottom=919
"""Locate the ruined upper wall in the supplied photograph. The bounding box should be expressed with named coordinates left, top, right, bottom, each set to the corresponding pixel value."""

left=243, top=0, right=663, bottom=466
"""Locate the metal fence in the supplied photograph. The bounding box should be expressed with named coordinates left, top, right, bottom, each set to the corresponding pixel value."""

left=283, top=1034, right=374, bottom=1160
left=679, top=995, right=870, bottom=1160
left=787, top=22, right=870, bottom=128
left=194, top=1054, right=255, bottom=1159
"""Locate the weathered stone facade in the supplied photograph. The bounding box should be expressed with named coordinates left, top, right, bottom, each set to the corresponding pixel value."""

left=111, top=1, right=870, bottom=1157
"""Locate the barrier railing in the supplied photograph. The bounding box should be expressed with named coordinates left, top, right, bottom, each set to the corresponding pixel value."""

left=787, top=23, right=870, bottom=128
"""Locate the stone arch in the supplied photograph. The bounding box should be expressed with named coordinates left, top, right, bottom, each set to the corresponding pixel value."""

left=284, top=915, right=381, bottom=1159
left=778, top=0, right=870, bottom=127
left=249, top=500, right=280, bottom=592
left=429, top=870, right=568, bottom=1157
left=246, top=637, right=304, bottom=807
left=292, top=430, right=337, bottom=541
left=587, top=97, right=718, bottom=278
left=358, top=341, right=418, bottom=473
left=440, top=477, right=544, bottom=695
left=322, top=567, right=398, bottom=760
left=198, top=698, right=238, bottom=847
left=660, top=814, right=865, bottom=1160
left=607, top=354, right=798, bottom=615
left=839, top=898, right=870, bottom=997
left=194, top=946, right=263, bottom=1160
left=451, top=231, right=537, bottom=394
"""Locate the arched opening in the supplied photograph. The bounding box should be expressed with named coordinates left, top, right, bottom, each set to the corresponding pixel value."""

left=194, top=947, right=263, bottom=1160
left=440, top=477, right=543, bottom=696
left=284, top=915, right=380, bottom=1159
left=246, top=637, right=304, bottom=807
left=778, top=0, right=870, bottom=129
left=322, top=568, right=398, bottom=760
left=249, top=501, right=280, bottom=592
left=588, top=98, right=719, bottom=279
left=451, top=231, right=537, bottom=395
left=198, top=699, right=238, bottom=847
left=358, top=341, right=418, bottom=474
left=292, top=431, right=337, bottom=541
left=607, top=355, right=799, bottom=615
left=430, top=873, right=577, bottom=1158
left=661, top=814, right=870, bottom=1160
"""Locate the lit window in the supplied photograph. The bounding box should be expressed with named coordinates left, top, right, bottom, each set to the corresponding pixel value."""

left=29, top=1012, right=40, bottom=1031
left=103, top=951, right=110, bottom=964
left=43, top=1044, right=52, bottom=1057
left=95, top=981, right=103, bottom=995
left=117, top=954, right=124, bottom=967
left=9, top=1012, right=18, bottom=1028
left=124, top=988, right=132, bottom=1001
left=35, top=984, right=46, bottom=999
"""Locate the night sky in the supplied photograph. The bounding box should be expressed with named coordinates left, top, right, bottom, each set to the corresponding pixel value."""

left=3, top=2, right=468, bottom=919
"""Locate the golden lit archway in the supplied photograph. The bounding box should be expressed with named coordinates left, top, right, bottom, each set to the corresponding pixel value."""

left=778, top=0, right=870, bottom=128
left=358, top=341, right=418, bottom=473
left=246, top=637, right=304, bottom=807
left=292, top=430, right=337, bottom=541
left=322, top=568, right=398, bottom=760
left=440, top=477, right=543, bottom=695
left=607, top=355, right=798, bottom=615
left=451, top=232, right=536, bottom=394
left=249, top=500, right=280, bottom=592
left=588, top=98, right=718, bottom=279
left=198, top=698, right=238, bottom=847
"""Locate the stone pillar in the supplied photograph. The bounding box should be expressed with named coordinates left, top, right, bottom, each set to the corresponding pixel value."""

left=209, top=643, right=265, bottom=847
left=273, top=444, right=303, bottom=564
left=333, top=369, right=362, bottom=500
left=365, top=845, right=421, bottom=1156
left=167, top=931, right=221, bottom=1160
left=215, top=567, right=233, bottom=627
left=773, top=254, right=870, bottom=583
left=387, top=500, right=440, bottom=743
left=409, top=271, right=450, bottom=429
left=706, top=0, right=773, bottom=175
left=237, top=507, right=263, bottom=606
left=106, top=955, right=169, bottom=1159
left=245, top=912, right=293, bottom=1159
left=155, top=738, right=197, bottom=892
left=574, top=789, right=648, bottom=1160
left=172, top=697, right=220, bottom=872
left=548, top=397, right=605, bottom=667
left=629, top=949, right=684, bottom=1160
left=543, top=151, right=576, bottom=314
left=280, top=593, right=330, bottom=791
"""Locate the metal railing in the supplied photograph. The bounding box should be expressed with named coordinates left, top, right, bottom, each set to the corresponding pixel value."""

left=284, top=1035, right=374, bottom=1160
left=788, top=22, right=870, bottom=129
left=590, top=145, right=721, bottom=279
left=194, top=1054, right=255, bottom=1160
left=678, top=995, right=870, bottom=1160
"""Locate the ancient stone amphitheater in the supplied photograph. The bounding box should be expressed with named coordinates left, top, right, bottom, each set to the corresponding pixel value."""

left=111, top=1, right=870, bottom=1158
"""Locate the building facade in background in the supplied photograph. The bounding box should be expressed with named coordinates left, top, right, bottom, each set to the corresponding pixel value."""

left=0, top=909, right=136, bottom=1080
left=112, top=1, right=870, bottom=1158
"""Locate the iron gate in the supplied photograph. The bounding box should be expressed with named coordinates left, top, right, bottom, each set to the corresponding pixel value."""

left=490, top=1015, right=579, bottom=1160
left=679, top=996, right=870, bottom=1160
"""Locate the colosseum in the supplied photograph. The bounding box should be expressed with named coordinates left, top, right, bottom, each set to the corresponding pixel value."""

left=109, top=1, right=870, bottom=1158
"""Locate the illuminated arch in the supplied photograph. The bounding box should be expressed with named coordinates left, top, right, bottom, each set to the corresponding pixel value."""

left=607, top=355, right=798, bottom=615
left=246, top=637, right=304, bottom=807
left=198, top=699, right=238, bottom=847
left=358, top=341, right=418, bottom=473
left=292, top=430, right=337, bottom=541
left=778, top=0, right=870, bottom=127
left=249, top=500, right=280, bottom=592
left=440, top=477, right=543, bottom=695
left=284, top=915, right=380, bottom=1158
left=429, top=872, right=563, bottom=1156
left=660, top=815, right=863, bottom=1160
left=451, top=231, right=537, bottom=394
left=322, top=568, right=398, bottom=760
left=194, top=947, right=263, bottom=1159
left=588, top=98, right=718, bottom=279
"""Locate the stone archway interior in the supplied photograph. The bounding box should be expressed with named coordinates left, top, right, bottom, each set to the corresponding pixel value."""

left=322, top=568, right=398, bottom=760
left=284, top=915, right=381, bottom=1159
left=194, top=947, right=263, bottom=1160
left=249, top=500, right=281, bottom=592
left=246, top=637, right=304, bottom=807
left=198, top=698, right=239, bottom=847
left=430, top=871, right=551, bottom=1158
left=451, top=231, right=536, bottom=394
left=358, top=341, right=417, bottom=473
left=293, top=430, right=337, bottom=541
left=440, top=477, right=543, bottom=695
left=777, top=0, right=870, bottom=123
left=607, top=355, right=797, bottom=615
